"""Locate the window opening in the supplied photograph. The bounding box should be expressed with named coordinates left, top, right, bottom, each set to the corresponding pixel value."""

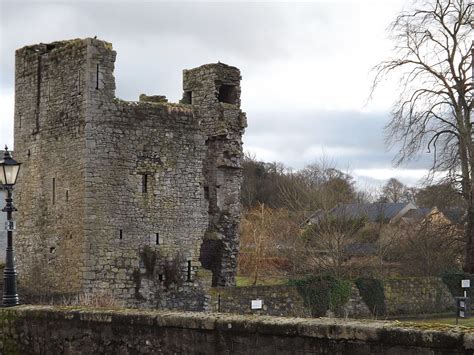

left=183, top=91, right=192, bottom=104
left=96, top=63, right=100, bottom=90
left=217, top=85, right=237, bottom=104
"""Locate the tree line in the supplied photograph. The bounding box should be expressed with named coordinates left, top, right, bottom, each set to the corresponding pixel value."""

left=238, top=155, right=465, bottom=284
left=241, top=154, right=465, bottom=215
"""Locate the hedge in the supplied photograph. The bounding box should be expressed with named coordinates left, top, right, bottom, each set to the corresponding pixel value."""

left=355, top=277, right=386, bottom=317
left=288, top=274, right=352, bottom=317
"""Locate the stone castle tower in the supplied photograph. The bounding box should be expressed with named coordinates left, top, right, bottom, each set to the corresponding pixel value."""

left=13, top=38, right=246, bottom=309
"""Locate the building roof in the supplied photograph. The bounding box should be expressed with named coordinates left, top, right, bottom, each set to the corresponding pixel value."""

left=442, top=208, right=466, bottom=225
left=401, top=207, right=432, bottom=220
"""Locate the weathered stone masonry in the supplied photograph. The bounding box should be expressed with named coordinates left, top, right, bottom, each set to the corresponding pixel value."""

left=13, top=38, right=246, bottom=310
left=182, top=64, right=246, bottom=287
left=2, top=306, right=473, bottom=355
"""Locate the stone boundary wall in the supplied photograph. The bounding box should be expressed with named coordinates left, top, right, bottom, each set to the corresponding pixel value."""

left=383, top=277, right=454, bottom=316
left=210, top=286, right=309, bottom=317
left=0, top=306, right=473, bottom=354
left=207, top=277, right=454, bottom=319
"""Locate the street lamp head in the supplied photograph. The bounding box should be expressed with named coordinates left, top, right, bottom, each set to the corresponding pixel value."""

left=0, top=146, right=21, bottom=186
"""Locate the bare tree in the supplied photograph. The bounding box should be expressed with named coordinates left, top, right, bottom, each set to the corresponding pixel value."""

left=372, top=0, right=473, bottom=270
left=381, top=178, right=411, bottom=202
left=238, top=204, right=301, bottom=284
left=416, top=181, right=466, bottom=211
left=386, top=214, right=463, bottom=275
left=302, top=215, right=365, bottom=277
left=278, top=161, right=357, bottom=213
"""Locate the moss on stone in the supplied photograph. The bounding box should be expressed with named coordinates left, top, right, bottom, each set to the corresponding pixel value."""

left=391, top=320, right=474, bottom=333
left=203, top=230, right=220, bottom=241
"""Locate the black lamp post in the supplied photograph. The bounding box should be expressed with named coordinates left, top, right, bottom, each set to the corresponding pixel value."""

left=0, top=146, right=21, bottom=307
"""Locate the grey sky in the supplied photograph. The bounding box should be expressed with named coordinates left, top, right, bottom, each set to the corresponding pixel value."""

left=1, top=0, right=431, bottom=187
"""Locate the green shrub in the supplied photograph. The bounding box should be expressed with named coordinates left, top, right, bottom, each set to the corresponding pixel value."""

left=355, top=277, right=386, bottom=317
left=162, top=252, right=185, bottom=288
left=288, top=274, right=352, bottom=317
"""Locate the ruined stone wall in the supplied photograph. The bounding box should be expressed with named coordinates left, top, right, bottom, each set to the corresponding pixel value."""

left=13, top=40, right=89, bottom=297
left=1, top=306, right=472, bottom=355
left=82, top=97, right=211, bottom=308
left=183, top=64, right=246, bottom=287
left=13, top=38, right=245, bottom=309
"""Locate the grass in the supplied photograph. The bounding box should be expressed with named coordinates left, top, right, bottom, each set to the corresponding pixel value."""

left=410, top=316, right=474, bottom=327
left=236, top=276, right=289, bottom=287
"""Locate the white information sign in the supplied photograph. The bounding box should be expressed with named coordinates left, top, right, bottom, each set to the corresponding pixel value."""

left=251, top=299, right=263, bottom=310
left=4, top=221, right=15, bottom=231
left=462, top=279, right=470, bottom=288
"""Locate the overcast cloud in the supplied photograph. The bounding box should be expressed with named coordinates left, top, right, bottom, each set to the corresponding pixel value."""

left=1, top=0, right=432, bottom=188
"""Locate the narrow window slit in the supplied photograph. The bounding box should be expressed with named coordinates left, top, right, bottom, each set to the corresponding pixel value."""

left=66, top=190, right=69, bottom=202
left=96, top=63, right=100, bottom=90
left=155, top=233, right=160, bottom=245
left=77, top=69, right=82, bottom=94
left=119, top=229, right=123, bottom=240
left=187, top=260, right=192, bottom=281
left=52, top=178, right=56, bottom=205
left=142, top=174, right=148, bottom=193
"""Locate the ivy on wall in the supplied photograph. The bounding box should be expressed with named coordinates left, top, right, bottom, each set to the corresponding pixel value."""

left=355, top=277, right=386, bottom=317
left=133, top=246, right=187, bottom=299
left=441, top=272, right=474, bottom=299
left=288, top=274, right=352, bottom=317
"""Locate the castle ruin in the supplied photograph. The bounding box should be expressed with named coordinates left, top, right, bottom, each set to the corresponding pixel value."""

left=13, top=38, right=246, bottom=310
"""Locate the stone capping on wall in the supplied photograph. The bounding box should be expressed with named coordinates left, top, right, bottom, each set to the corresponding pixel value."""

left=2, top=305, right=474, bottom=352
